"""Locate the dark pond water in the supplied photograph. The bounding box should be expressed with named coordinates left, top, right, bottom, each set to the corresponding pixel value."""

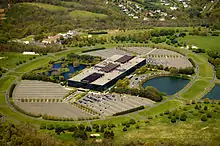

left=142, top=76, right=190, bottom=95
left=48, top=63, right=86, bottom=79
left=203, top=84, right=220, bottom=100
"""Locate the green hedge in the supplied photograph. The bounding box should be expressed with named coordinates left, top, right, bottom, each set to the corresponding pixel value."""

left=88, top=31, right=108, bottom=35
left=82, top=47, right=106, bottom=53
left=9, top=83, right=16, bottom=98
left=188, top=58, right=196, bottom=67
left=113, top=106, right=144, bottom=116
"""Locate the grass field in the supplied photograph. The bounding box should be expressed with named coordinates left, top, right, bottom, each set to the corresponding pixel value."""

left=0, top=76, right=16, bottom=92
left=180, top=35, right=220, bottom=51
left=138, top=100, right=183, bottom=117
left=0, top=52, right=36, bottom=70
left=69, top=10, right=107, bottom=19
left=15, top=57, right=52, bottom=72
left=181, top=79, right=211, bottom=99
left=23, top=2, right=67, bottom=11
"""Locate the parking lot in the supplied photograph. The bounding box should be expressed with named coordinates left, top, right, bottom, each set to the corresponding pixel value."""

left=73, top=92, right=154, bottom=116
left=82, top=48, right=131, bottom=59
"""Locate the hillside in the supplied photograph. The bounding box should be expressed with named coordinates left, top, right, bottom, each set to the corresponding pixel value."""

left=0, top=0, right=130, bottom=41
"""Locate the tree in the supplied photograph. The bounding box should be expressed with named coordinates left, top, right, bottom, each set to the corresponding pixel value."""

left=68, top=125, right=77, bottom=132
left=104, top=131, right=114, bottom=139
left=72, top=130, right=88, bottom=140
left=170, top=67, right=179, bottom=74
left=204, top=106, right=208, bottom=111
left=180, top=113, right=187, bottom=121
left=129, top=119, right=136, bottom=125
left=78, top=124, right=85, bottom=131
left=122, top=127, right=127, bottom=132
left=55, top=126, right=64, bottom=135
left=85, top=126, right=92, bottom=132
left=171, top=116, right=176, bottom=123
left=34, top=34, right=44, bottom=42
left=47, top=124, right=54, bottom=130
left=40, top=123, right=46, bottom=129
left=201, top=114, right=207, bottom=121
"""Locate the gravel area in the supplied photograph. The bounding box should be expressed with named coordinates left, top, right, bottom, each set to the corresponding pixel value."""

left=82, top=48, right=131, bottom=59
left=15, top=102, right=91, bottom=118
left=13, top=80, right=69, bottom=99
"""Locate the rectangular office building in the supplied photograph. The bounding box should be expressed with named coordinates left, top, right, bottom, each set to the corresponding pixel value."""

left=68, top=55, right=146, bottom=91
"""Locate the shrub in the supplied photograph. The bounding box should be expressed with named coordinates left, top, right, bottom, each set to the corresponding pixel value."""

left=113, top=106, right=144, bottom=116
left=164, top=110, right=169, bottom=115
left=180, top=113, right=187, bottom=121
left=199, top=109, right=205, bottom=113
left=204, top=106, right=208, bottom=111
left=201, top=114, right=207, bottom=121
left=85, top=126, right=92, bottom=132
left=126, top=123, right=130, bottom=128
left=92, top=124, right=99, bottom=129
left=204, top=98, right=210, bottom=104
left=136, top=125, right=140, bottom=129
left=40, top=124, right=46, bottom=129
left=9, top=83, right=16, bottom=97
left=195, top=105, right=199, bottom=109
left=47, top=124, right=54, bottom=130
left=78, top=124, right=85, bottom=131
left=185, top=100, right=191, bottom=105
left=145, top=120, right=150, bottom=124
left=171, top=116, right=176, bottom=123
left=148, top=116, right=153, bottom=119
left=159, top=113, right=164, bottom=116
left=129, top=119, right=136, bottom=125
left=122, top=127, right=127, bottom=132
left=191, top=100, right=196, bottom=104
left=207, top=112, right=212, bottom=118
left=182, top=107, right=188, bottom=111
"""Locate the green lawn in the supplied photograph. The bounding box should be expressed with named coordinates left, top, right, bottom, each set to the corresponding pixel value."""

left=0, top=52, right=36, bottom=70
left=23, top=2, right=67, bottom=11
left=15, top=57, right=52, bottom=72
left=69, top=10, right=107, bottom=19
left=138, top=100, right=183, bottom=117
left=181, top=79, right=211, bottom=99
left=0, top=76, right=16, bottom=92
left=180, top=35, right=220, bottom=51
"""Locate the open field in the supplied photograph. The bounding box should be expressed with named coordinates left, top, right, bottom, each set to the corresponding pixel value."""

left=75, top=93, right=154, bottom=116
left=69, top=10, right=107, bottom=19
left=0, top=76, right=16, bottom=92
left=15, top=102, right=91, bottom=118
left=13, top=80, right=69, bottom=100
left=0, top=52, right=36, bottom=70
left=15, top=57, right=52, bottom=72
left=138, top=100, right=183, bottom=116
left=180, top=35, right=220, bottom=51
left=23, top=2, right=67, bottom=11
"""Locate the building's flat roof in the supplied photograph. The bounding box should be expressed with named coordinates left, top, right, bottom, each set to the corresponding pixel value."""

left=115, top=55, right=134, bottom=63
left=69, top=55, right=145, bottom=86
left=100, top=63, right=120, bottom=73
left=81, top=73, right=104, bottom=83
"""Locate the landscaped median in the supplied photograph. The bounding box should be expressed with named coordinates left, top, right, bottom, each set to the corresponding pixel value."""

left=180, top=52, right=215, bottom=100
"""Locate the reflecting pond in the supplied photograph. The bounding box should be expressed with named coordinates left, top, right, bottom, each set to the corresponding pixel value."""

left=142, top=76, right=190, bottom=95
left=203, top=84, right=220, bottom=100
left=48, top=63, right=86, bottom=79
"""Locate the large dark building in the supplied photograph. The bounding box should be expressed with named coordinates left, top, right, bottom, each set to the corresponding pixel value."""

left=68, top=55, right=146, bottom=91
